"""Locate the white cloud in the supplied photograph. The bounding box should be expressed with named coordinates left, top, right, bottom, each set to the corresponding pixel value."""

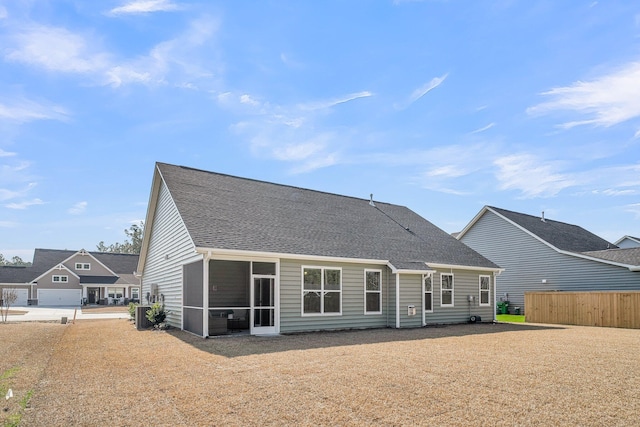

left=5, top=24, right=111, bottom=74
left=106, top=16, right=219, bottom=87
left=470, top=122, right=495, bottom=134
left=5, top=198, right=44, bottom=209
left=272, top=142, right=324, bottom=162
left=298, top=91, right=373, bottom=111
left=0, top=221, right=18, bottom=228
left=224, top=90, right=374, bottom=173
left=493, top=154, right=576, bottom=198
left=528, top=62, right=640, bottom=129
left=4, top=18, right=218, bottom=89
left=0, top=149, right=17, bottom=157
left=0, top=181, right=36, bottom=202
left=0, top=188, right=21, bottom=201
left=0, top=97, right=69, bottom=123
left=0, top=6, right=7, bottom=19
left=68, top=201, right=88, bottom=215
left=240, top=94, right=260, bottom=107
left=108, top=0, right=181, bottom=16
left=624, top=203, right=640, bottom=218
left=395, top=74, right=448, bottom=109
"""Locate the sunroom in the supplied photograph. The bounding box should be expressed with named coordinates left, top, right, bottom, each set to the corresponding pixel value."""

left=182, top=258, right=278, bottom=337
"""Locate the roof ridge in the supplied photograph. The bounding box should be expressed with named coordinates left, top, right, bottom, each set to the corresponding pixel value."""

left=157, top=162, right=406, bottom=210
left=488, top=206, right=582, bottom=227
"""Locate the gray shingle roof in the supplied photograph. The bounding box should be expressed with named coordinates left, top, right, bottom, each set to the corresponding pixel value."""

left=157, top=163, right=499, bottom=270
left=489, top=207, right=615, bottom=253
left=582, top=248, right=640, bottom=267
left=0, top=249, right=139, bottom=284
left=0, top=266, right=34, bottom=283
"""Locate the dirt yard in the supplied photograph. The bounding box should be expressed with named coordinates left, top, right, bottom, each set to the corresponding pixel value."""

left=1, top=320, right=638, bottom=426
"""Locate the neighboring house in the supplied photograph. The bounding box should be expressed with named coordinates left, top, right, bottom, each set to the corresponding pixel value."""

left=457, top=206, right=640, bottom=313
left=615, top=236, right=640, bottom=249
left=137, top=163, right=502, bottom=337
left=0, top=249, right=140, bottom=306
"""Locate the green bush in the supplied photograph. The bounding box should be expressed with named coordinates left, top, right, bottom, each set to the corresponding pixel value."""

left=145, top=302, right=166, bottom=325
left=128, top=302, right=137, bottom=320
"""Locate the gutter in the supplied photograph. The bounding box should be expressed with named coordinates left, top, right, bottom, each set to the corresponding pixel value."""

left=395, top=273, right=400, bottom=329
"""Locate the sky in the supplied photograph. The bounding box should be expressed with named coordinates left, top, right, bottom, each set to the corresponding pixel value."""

left=1, top=0, right=640, bottom=262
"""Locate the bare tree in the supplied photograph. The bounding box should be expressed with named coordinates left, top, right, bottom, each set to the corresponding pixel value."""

left=1, top=288, right=18, bottom=323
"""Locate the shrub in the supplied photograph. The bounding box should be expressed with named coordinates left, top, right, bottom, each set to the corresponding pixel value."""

left=145, top=302, right=166, bottom=326
left=127, top=302, right=137, bottom=320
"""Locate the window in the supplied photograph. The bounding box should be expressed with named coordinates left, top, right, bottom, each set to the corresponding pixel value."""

left=131, top=287, right=140, bottom=301
left=75, top=263, right=90, bottom=270
left=302, top=267, right=341, bottom=315
left=441, top=273, right=454, bottom=307
left=423, top=274, right=433, bottom=312
left=52, top=275, right=68, bottom=283
left=108, top=287, right=125, bottom=299
left=479, top=275, right=491, bottom=306
left=364, top=270, right=382, bottom=314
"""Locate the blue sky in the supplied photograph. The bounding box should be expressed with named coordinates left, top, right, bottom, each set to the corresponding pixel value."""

left=1, top=1, right=639, bottom=262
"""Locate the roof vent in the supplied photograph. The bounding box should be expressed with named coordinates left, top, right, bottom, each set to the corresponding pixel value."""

left=541, top=211, right=545, bottom=222
left=369, top=194, right=375, bottom=207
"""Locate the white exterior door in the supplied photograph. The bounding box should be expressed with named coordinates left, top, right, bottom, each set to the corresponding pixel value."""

left=38, top=289, right=82, bottom=306
left=250, top=275, right=277, bottom=335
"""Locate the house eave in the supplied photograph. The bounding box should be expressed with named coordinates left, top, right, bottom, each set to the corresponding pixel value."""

left=425, top=262, right=504, bottom=273
left=195, top=247, right=390, bottom=266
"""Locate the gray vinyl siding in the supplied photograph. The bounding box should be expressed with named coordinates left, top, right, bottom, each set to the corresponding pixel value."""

left=64, top=255, right=113, bottom=276
left=36, top=273, right=81, bottom=289
left=141, top=180, right=201, bottom=328
left=425, top=268, right=496, bottom=324
left=279, top=259, right=392, bottom=333
left=460, top=211, right=640, bottom=313
left=398, top=274, right=422, bottom=328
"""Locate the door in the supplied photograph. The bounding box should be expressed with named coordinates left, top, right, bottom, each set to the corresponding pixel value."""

left=88, top=288, right=99, bottom=304
left=1, top=288, right=28, bottom=306
left=38, top=289, right=82, bottom=306
left=251, top=275, right=277, bottom=334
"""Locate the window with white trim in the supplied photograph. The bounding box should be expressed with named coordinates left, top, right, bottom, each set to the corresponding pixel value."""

left=302, top=267, right=341, bottom=315
left=52, top=275, right=68, bottom=283
left=364, top=269, right=382, bottom=314
left=479, top=275, right=491, bottom=306
left=108, top=287, right=125, bottom=299
left=75, top=263, right=90, bottom=270
left=441, top=273, right=454, bottom=307
left=423, top=274, right=433, bottom=312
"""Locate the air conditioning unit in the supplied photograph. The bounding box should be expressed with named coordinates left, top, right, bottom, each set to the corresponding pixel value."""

left=135, top=305, right=154, bottom=330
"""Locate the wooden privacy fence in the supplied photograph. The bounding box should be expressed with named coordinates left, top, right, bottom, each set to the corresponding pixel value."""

left=525, top=291, right=640, bottom=329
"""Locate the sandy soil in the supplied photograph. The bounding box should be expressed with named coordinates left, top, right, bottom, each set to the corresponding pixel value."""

left=3, top=320, right=639, bottom=426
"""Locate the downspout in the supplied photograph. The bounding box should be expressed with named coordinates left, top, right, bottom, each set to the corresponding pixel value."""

left=493, top=270, right=502, bottom=322
left=202, top=252, right=211, bottom=338
left=395, top=273, right=400, bottom=329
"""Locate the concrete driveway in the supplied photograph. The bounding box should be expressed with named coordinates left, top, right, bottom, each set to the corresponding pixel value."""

left=4, top=306, right=129, bottom=322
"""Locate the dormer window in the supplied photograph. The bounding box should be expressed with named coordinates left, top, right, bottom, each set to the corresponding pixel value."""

left=75, top=263, right=91, bottom=270
left=52, top=275, right=68, bottom=283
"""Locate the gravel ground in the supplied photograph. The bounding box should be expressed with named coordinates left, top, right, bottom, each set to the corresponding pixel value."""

left=4, top=320, right=639, bottom=426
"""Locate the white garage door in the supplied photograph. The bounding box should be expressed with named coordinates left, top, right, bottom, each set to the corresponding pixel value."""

left=2, top=289, right=28, bottom=306
left=38, top=289, right=82, bottom=306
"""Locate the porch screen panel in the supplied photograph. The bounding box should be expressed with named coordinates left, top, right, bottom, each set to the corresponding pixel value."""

left=183, top=260, right=203, bottom=307
left=183, top=307, right=203, bottom=336
left=209, top=260, right=250, bottom=307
